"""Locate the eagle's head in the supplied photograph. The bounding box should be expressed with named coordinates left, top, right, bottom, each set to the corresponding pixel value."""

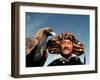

left=43, top=27, right=56, bottom=36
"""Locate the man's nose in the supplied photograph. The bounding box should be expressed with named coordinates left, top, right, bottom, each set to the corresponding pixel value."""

left=64, top=44, right=69, bottom=48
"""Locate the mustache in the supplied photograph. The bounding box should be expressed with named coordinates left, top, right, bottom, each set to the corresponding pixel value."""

left=63, top=47, right=70, bottom=50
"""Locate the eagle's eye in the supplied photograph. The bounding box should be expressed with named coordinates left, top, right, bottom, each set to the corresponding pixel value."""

left=44, top=28, right=52, bottom=33
left=48, top=29, right=53, bottom=32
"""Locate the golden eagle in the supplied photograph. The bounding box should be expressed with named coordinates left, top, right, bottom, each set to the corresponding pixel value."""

left=26, top=27, right=56, bottom=67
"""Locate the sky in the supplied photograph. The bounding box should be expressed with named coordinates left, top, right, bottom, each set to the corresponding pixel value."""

left=25, top=12, right=89, bottom=66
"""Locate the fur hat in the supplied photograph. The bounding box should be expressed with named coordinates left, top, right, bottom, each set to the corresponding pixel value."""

left=47, top=32, right=85, bottom=56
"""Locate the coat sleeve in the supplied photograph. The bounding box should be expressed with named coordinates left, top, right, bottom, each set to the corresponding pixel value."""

left=69, top=57, right=83, bottom=65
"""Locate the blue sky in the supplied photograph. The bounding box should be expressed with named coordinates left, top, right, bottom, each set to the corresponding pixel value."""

left=26, top=12, right=89, bottom=65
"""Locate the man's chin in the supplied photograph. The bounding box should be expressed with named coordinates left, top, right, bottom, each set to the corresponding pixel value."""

left=63, top=51, right=70, bottom=55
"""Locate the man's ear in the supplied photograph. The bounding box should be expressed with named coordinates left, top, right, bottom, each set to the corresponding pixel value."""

left=73, top=42, right=84, bottom=56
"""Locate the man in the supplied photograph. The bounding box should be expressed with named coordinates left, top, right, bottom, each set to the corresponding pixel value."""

left=47, top=32, right=85, bottom=66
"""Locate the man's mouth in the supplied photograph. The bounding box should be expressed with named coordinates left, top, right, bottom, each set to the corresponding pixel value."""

left=63, top=48, right=70, bottom=54
left=63, top=48, right=69, bottom=51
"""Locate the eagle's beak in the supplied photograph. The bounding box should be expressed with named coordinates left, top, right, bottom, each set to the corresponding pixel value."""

left=50, top=31, right=56, bottom=36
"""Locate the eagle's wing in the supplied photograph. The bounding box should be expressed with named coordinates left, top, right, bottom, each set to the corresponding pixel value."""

left=26, top=38, right=38, bottom=55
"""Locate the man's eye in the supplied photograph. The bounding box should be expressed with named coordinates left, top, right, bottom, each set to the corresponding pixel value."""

left=61, top=41, right=65, bottom=44
left=68, top=42, right=72, bottom=44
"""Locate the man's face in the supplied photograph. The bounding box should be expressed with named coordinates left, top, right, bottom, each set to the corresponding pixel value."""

left=60, top=40, right=73, bottom=56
